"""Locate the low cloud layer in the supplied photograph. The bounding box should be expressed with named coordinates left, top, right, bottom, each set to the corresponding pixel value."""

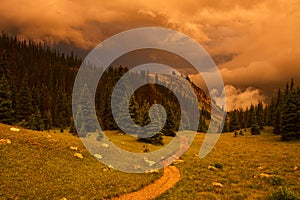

left=222, top=85, right=265, bottom=111
left=0, top=0, right=299, bottom=108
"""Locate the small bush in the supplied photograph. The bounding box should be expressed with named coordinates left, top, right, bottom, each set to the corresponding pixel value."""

left=239, top=130, right=244, bottom=136
left=268, top=187, right=299, bottom=200
left=234, top=131, right=238, bottom=137
left=214, top=163, right=224, bottom=169
left=251, top=127, right=260, bottom=135
left=138, top=132, right=164, bottom=146
left=269, top=176, right=286, bottom=186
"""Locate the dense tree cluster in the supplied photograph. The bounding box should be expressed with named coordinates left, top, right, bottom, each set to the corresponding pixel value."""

left=95, top=69, right=206, bottom=145
left=0, top=33, right=210, bottom=145
left=0, top=33, right=79, bottom=131
left=268, top=79, right=300, bottom=140
left=225, top=79, right=299, bottom=140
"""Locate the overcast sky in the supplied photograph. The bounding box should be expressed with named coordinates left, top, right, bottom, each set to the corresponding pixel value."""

left=0, top=0, right=299, bottom=109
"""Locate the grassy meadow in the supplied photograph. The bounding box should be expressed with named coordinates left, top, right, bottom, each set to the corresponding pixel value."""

left=1, top=124, right=300, bottom=199
left=0, top=123, right=162, bottom=200
left=158, top=127, right=300, bottom=200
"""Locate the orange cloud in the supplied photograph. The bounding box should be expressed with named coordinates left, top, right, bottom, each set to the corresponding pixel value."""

left=0, top=0, right=299, bottom=107
left=223, top=85, right=265, bottom=111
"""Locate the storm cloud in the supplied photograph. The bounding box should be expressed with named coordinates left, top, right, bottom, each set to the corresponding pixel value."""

left=0, top=0, right=299, bottom=109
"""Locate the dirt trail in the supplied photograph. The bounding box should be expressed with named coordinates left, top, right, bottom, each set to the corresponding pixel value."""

left=112, top=166, right=180, bottom=200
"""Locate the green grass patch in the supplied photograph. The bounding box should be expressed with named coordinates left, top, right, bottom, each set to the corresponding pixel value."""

left=1, top=125, right=300, bottom=199
left=0, top=124, right=162, bottom=199
left=268, top=187, right=300, bottom=200
left=156, top=129, right=300, bottom=199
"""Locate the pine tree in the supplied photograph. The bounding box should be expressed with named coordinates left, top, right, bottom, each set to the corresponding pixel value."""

left=246, top=106, right=252, bottom=128
left=0, top=49, right=15, bottom=124
left=264, top=105, right=271, bottom=126
left=0, top=49, right=9, bottom=77
left=222, top=117, right=229, bottom=133
left=129, top=95, right=140, bottom=125
left=162, top=107, right=176, bottom=137
left=69, top=117, right=76, bottom=135
left=137, top=100, right=151, bottom=127
left=113, top=89, right=133, bottom=133
left=257, top=101, right=264, bottom=130
left=282, top=90, right=300, bottom=140
left=137, top=103, right=163, bottom=146
left=54, top=89, right=70, bottom=130
left=44, top=110, right=52, bottom=130
left=229, top=110, right=240, bottom=132
left=77, top=84, right=97, bottom=132
left=273, top=107, right=283, bottom=135
left=0, top=74, right=14, bottom=124
left=28, top=106, right=44, bottom=131
left=15, top=79, right=33, bottom=123
left=250, top=107, right=260, bottom=135
left=75, top=105, right=87, bottom=137
left=273, top=89, right=284, bottom=134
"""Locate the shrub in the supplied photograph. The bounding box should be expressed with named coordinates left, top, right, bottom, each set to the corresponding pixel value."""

left=214, top=163, right=224, bottom=169
left=268, top=187, right=299, bottom=200
left=234, top=131, right=238, bottom=137
left=138, top=132, right=164, bottom=146
left=269, top=176, right=286, bottom=186
left=251, top=126, right=260, bottom=135
left=239, top=130, right=244, bottom=136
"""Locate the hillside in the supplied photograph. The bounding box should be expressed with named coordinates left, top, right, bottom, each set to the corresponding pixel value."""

left=0, top=123, right=162, bottom=199
left=1, top=123, right=300, bottom=199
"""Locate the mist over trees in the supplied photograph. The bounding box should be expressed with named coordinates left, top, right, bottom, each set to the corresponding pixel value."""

left=226, top=79, right=300, bottom=140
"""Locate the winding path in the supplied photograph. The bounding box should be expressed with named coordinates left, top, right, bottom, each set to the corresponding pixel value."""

left=113, top=166, right=180, bottom=200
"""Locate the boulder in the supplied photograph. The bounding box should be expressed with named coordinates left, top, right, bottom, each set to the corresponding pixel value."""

left=94, top=154, right=102, bottom=159
left=101, top=143, right=109, bottom=148
left=70, top=146, right=78, bottom=151
left=0, top=139, right=11, bottom=145
left=212, top=181, right=223, bottom=188
left=259, top=173, right=272, bottom=178
left=208, top=165, right=218, bottom=171
left=74, top=153, right=83, bottom=159
left=9, top=127, right=20, bottom=132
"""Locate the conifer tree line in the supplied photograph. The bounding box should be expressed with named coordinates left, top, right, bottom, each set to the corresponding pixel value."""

left=0, top=33, right=210, bottom=145
left=225, top=79, right=300, bottom=140
left=93, top=67, right=210, bottom=145
left=1, top=33, right=298, bottom=142
left=0, top=33, right=80, bottom=131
